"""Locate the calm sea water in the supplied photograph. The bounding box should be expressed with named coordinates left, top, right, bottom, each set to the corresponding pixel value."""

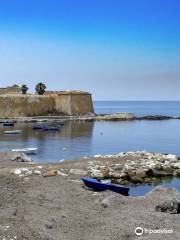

left=94, top=101, right=180, bottom=116
left=0, top=101, right=180, bottom=195
left=1, top=120, right=180, bottom=162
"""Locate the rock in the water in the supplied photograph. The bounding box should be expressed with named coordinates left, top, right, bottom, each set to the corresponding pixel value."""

left=144, top=177, right=153, bottom=183
left=147, top=169, right=172, bottom=178
left=173, top=169, right=180, bottom=177
left=172, top=162, right=180, bottom=169
left=138, top=115, right=172, bottom=120
left=130, top=176, right=144, bottom=184
left=109, top=172, right=124, bottom=179
left=156, top=197, right=180, bottom=214
left=96, top=112, right=135, bottom=121
left=135, top=169, right=147, bottom=179
left=113, top=179, right=129, bottom=185
left=161, top=166, right=174, bottom=174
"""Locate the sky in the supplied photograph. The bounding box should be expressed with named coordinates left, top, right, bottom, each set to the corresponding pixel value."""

left=0, top=0, right=179, bottom=100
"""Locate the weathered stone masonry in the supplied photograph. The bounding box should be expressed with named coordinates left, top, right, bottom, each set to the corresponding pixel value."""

left=0, top=91, right=94, bottom=118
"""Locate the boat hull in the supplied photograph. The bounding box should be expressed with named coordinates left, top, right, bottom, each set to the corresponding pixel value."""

left=32, top=124, right=48, bottom=130
left=12, top=148, right=38, bottom=155
left=3, top=123, right=14, bottom=127
left=43, top=127, right=59, bottom=131
left=4, top=130, right=21, bottom=134
left=33, top=124, right=59, bottom=131
left=82, top=178, right=129, bottom=195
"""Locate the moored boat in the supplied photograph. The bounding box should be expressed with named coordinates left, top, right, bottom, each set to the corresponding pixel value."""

left=81, top=177, right=129, bottom=195
left=4, top=130, right=22, bottom=134
left=12, top=147, right=38, bottom=155
left=32, top=124, right=48, bottom=130
left=32, top=124, right=60, bottom=131
left=3, top=122, right=14, bottom=127
left=43, top=127, right=59, bottom=131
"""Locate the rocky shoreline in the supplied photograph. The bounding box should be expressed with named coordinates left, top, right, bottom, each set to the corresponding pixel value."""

left=88, top=151, right=180, bottom=185
left=1, top=150, right=180, bottom=185
left=0, top=112, right=180, bottom=123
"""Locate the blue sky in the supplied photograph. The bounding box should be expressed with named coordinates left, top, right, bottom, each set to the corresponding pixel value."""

left=0, top=0, right=179, bottom=100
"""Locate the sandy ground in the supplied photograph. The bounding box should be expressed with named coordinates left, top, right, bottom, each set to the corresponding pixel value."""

left=0, top=154, right=180, bottom=240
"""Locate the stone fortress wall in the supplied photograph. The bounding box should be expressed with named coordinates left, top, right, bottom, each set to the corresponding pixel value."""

left=0, top=87, right=94, bottom=118
left=52, top=91, right=94, bottom=115
left=0, top=95, right=55, bottom=118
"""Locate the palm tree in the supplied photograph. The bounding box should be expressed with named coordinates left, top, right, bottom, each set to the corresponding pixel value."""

left=35, top=83, right=46, bottom=95
left=21, top=84, right=28, bottom=94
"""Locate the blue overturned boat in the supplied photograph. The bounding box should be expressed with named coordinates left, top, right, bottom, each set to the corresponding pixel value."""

left=81, top=177, right=129, bottom=196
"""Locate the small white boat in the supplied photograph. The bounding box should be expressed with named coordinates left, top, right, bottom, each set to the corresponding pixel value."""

left=4, top=130, right=22, bottom=134
left=12, top=147, right=38, bottom=155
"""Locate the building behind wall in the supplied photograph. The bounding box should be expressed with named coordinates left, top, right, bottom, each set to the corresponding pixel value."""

left=0, top=85, right=22, bottom=95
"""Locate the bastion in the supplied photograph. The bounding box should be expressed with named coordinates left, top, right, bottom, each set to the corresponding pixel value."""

left=0, top=91, right=94, bottom=118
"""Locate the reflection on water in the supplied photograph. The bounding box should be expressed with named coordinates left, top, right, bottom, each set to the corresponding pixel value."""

left=0, top=121, right=94, bottom=162
left=130, top=177, right=180, bottom=196
left=60, top=121, right=93, bottom=138
left=0, top=121, right=94, bottom=139
left=1, top=119, right=180, bottom=162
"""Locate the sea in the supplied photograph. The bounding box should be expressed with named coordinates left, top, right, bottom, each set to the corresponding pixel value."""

left=94, top=100, right=180, bottom=116
left=0, top=101, right=180, bottom=195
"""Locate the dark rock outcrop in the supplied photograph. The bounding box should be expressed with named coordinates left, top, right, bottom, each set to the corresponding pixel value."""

left=156, top=197, right=180, bottom=214
left=137, top=115, right=173, bottom=120
left=147, top=169, right=172, bottom=178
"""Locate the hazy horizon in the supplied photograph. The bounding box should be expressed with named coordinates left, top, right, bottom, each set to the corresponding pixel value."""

left=0, top=0, right=179, bottom=100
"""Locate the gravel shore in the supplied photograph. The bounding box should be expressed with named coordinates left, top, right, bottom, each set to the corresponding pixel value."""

left=0, top=153, right=180, bottom=240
